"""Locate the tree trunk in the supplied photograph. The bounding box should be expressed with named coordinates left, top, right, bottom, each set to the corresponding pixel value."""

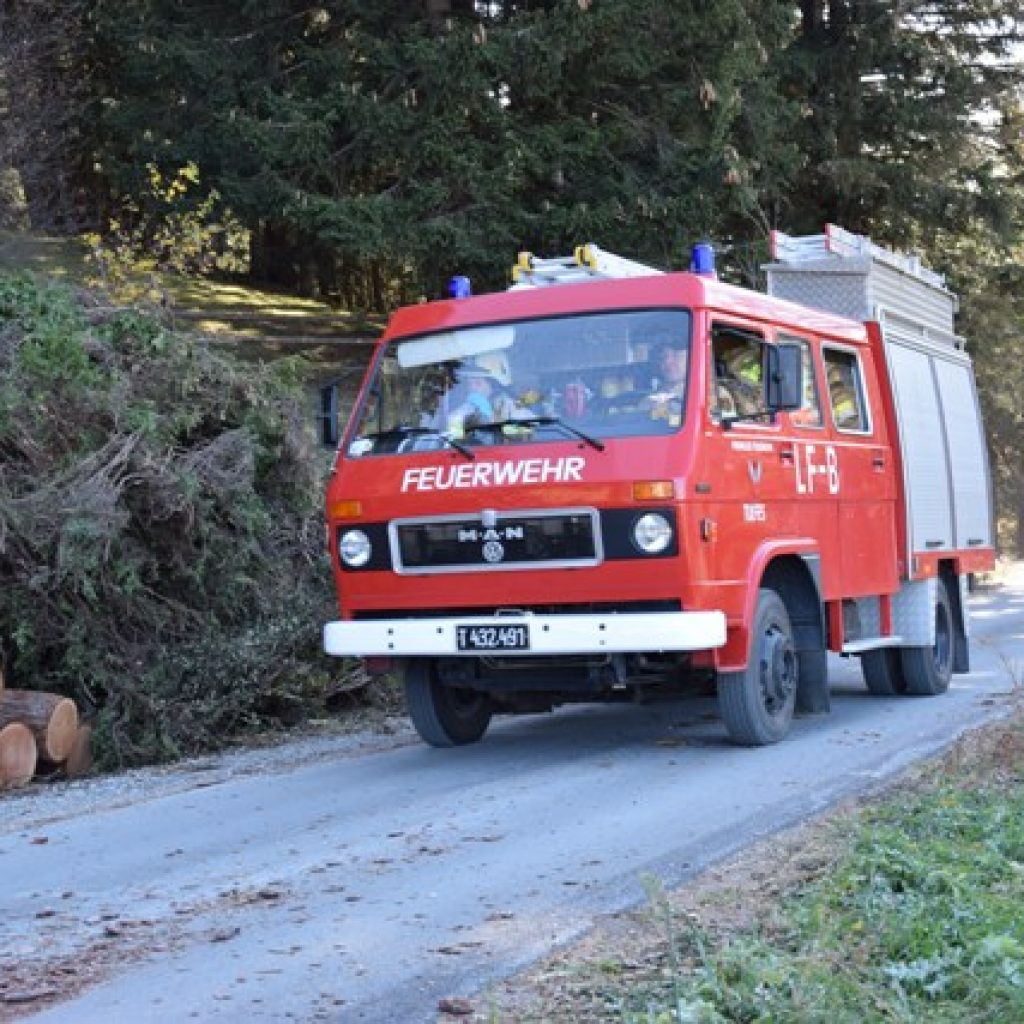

left=0, top=690, right=79, bottom=762
left=423, top=0, right=475, bottom=20
left=0, top=722, right=37, bottom=789
left=800, top=0, right=823, bottom=36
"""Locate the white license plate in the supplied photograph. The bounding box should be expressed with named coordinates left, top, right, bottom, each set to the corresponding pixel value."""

left=455, top=623, right=530, bottom=652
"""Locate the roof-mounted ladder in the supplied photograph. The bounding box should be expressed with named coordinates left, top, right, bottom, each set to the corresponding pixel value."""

left=509, top=243, right=663, bottom=289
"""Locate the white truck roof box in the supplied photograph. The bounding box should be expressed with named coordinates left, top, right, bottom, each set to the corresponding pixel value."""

left=764, top=224, right=993, bottom=564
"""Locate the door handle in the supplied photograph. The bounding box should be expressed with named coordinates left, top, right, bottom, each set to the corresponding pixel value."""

left=780, top=446, right=795, bottom=464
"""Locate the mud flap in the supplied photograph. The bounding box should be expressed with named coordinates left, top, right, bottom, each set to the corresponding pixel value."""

left=951, top=574, right=970, bottom=674
left=795, top=648, right=830, bottom=714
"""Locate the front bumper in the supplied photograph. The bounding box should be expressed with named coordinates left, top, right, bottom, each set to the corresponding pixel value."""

left=323, top=610, right=726, bottom=658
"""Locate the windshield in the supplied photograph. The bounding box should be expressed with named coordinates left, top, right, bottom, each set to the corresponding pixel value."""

left=347, top=309, right=691, bottom=457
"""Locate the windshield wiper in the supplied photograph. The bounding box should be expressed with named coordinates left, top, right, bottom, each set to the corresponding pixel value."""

left=471, top=416, right=605, bottom=452
left=365, top=426, right=475, bottom=460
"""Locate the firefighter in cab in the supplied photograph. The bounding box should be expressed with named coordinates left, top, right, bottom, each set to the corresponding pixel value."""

left=445, top=352, right=528, bottom=434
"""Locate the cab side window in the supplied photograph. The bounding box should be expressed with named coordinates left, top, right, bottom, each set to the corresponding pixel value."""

left=782, top=335, right=822, bottom=429
left=711, top=325, right=764, bottom=420
left=823, top=347, right=870, bottom=432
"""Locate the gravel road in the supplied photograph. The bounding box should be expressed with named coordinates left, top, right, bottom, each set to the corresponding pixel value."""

left=2, top=567, right=1022, bottom=1023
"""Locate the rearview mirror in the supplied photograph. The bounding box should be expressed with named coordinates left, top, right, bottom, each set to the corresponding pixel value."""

left=319, top=381, right=341, bottom=447
left=766, top=343, right=802, bottom=412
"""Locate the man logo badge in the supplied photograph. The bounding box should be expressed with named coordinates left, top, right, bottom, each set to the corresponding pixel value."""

left=482, top=540, right=505, bottom=563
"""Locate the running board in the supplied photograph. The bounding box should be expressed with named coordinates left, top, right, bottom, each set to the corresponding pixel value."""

left=841, top=636, right=905, bottom=654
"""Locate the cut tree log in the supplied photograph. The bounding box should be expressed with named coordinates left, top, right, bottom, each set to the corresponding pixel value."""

left=64, top=723, right=93, bottom=778
left=0, top=722, right=37, bottom=789
left=0, top=690, right=79, bottom=762
left=38, top=723, right=93, bottom=779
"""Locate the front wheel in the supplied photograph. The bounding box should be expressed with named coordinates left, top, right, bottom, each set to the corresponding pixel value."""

left=719, top=588, right=798, bottom=746
left=404, top=660, right=493, bottom=747
left=900, top=582, right=954, bottom=696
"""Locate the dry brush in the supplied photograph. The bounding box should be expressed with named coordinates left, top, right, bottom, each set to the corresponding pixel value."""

left=0, top=274, right=348, bottom=767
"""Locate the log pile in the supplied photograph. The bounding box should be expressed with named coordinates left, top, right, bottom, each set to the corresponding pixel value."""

left=0, top=668, right=91, bottom=789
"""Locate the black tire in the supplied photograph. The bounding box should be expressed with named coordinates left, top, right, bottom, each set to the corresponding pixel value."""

left=900, top=582, right=954, bottom=696
left=719, top=588, right=798, bottom=746
left=404, top=660, right=493, bottom=747
left=861, top=647, right=909, bottom=696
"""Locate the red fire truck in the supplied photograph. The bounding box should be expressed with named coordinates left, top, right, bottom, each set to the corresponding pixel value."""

left=323, top=225, right=995, bottom=747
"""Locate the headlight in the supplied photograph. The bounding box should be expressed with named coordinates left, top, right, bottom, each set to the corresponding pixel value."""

left=633, top=513, right=673, bottom=554
left=339, top=529, right=372, bottom=568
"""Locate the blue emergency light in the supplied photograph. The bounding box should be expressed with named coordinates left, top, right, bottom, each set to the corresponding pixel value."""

left=690, top=242, right=716, bottom=277
left=448, top=275, right=472, bottom=299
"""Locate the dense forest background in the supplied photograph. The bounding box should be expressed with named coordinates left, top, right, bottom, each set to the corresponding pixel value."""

left=1, top=0, right=1023, bottom=762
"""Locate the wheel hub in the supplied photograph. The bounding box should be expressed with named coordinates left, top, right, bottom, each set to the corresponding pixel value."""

left=760, top=625, right=797, bottom=713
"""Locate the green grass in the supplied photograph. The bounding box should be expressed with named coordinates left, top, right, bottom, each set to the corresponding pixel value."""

left=528, top=723, right=1024, bottom=1024
left=0, top=230, right=383, bottom=341
left=0, top=229, right=90, bottom=280
left=169, top=272, right=337, bottom=314
left=0, top=229, right=331, bottom=315
left=667, top=785, right=1024, bottom=1023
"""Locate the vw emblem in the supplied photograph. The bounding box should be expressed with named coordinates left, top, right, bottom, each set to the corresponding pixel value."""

left=482, top=540, right=505, bottom=563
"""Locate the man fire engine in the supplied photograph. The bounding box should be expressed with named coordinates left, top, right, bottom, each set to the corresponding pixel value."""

left=323, top=226, right=995, bottom=748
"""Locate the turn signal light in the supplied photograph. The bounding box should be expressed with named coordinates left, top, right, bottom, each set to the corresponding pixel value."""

left=329, top=499, right=363, bottom=520
left=633, top=480, right=675, bottom=501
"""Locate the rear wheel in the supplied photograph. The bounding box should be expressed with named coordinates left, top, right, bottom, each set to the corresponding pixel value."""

left=404, top=660, right=493, bottom=747
left=900, top=583, right=954, bottom=696
left=719, top=588, right=798, bottom=746
left=861, top=647, right=909, bottom=696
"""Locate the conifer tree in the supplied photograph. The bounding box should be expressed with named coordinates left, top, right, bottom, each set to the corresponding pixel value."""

left=785, top=0, right=1024, bottom=245
left=88, top=0, right=797, bottom=302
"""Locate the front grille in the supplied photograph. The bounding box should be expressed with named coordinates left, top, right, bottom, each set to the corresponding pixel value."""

left=353, top=600, right=683, bottom=620
left=390, top=508, right=600, bottom=573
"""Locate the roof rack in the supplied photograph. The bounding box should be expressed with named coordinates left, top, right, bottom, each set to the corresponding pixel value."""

left=510, top=243, right=663, bottom=289
left=769, top=223, right=947, bottom=290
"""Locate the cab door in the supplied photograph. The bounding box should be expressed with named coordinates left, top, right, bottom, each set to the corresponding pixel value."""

left=775, top=332, right=838, bottom=591
left=820, top=344, right=898, bottom=596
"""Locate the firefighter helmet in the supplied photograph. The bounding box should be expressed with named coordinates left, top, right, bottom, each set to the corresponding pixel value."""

left=460, top=351, right=511, bottom=387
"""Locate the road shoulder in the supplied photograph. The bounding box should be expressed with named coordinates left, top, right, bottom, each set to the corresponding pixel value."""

left=464, top=708, right=1024, bottom=1023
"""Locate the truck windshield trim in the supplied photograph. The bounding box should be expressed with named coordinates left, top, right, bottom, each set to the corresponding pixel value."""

left=346, top=308, right=692, bottom=457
